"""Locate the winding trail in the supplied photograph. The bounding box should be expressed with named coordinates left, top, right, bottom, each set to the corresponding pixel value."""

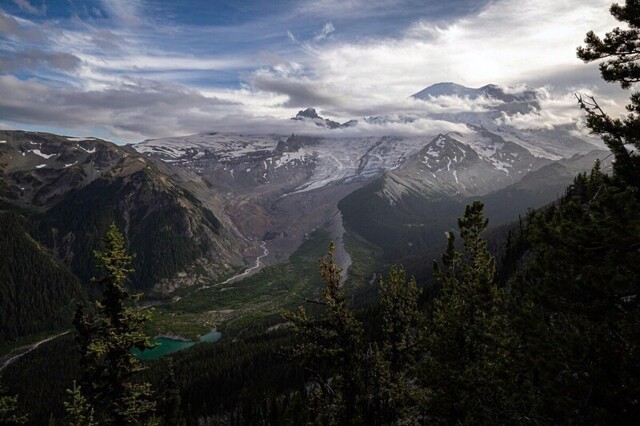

left=0, top=330, right=71, bottom=372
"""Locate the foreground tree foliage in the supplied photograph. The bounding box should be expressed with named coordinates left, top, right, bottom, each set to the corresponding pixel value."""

left=0, top=382, right=27, bottom=425
left=73, top=224, right=157, bottom=425
left=508, top=165, right=640, bottom=422
left=283, top=244, right=423, bottom=425
left=63, top=381, right=97, bottom=426
left=577, top=0, right=640, bottom=186
left=423, top=202, right=540, bottom=424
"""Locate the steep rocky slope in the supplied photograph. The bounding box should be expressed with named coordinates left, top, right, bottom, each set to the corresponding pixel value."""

left=0, top=130, right=247, bottom=296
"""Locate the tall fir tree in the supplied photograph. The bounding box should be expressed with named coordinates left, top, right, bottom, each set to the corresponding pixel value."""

left=283, top=243, right=366, bottom=424
left=73, top=224, right=157, bottom=425
left=375, top=266, right=424, bottom=423
left=577, top=0, right=640, bottom=186
left=423, top=201, right=541, bottom=424
left=0, top=382, right=27, bottom=425
left=284, top=245, right=425, bottom=424
left=508, top=166, right=640, bottom=422
left=63, top=381, right=97, bottom=426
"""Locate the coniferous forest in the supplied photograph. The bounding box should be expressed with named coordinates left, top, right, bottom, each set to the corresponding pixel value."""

left=1, top=1, right=640, bottom=425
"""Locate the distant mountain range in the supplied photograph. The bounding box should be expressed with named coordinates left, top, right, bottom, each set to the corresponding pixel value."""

left=0, top=82, right=609, bottom=340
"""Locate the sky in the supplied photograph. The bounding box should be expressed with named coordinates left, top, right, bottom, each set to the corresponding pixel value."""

left=0, top=0, right=630, bottom=143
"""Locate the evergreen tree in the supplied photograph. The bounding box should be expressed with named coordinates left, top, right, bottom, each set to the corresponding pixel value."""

left=423, top=201, right=540, bottom=424
left=509, top=167, right=640, bottom=422
left=73, top=224, right=157, bottom=424
left=577, top=0, right=640, bottom=186
left=0, top=382, right=27, bottom=425
left=156, top=362, right=184, bottom=426
left=375, top=266, right=424, bottom=423
left=283, top=243, right=366, bottom=424
left=284, top=247, right=425, bottom=424
left=378, top=266, right=422, bottom=370
left=64, top=381, right=97, bottom=426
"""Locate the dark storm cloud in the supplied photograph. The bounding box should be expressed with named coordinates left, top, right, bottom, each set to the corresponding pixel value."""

left=250, top=75, right=338, bottom=108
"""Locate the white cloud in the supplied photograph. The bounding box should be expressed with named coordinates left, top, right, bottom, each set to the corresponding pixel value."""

left=100, top=0, right=144, bottom=27
left=313, top=22, right=335, bottom=42
left=305, top=0, right=618, bottom=100
left=495, top=86, right=621, bottom=133
left=82, top=55, right=248, bottom=72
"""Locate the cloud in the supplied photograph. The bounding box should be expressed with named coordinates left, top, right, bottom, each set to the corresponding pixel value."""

left=0, top=75, right=238, bottom=141
left=493, top=85, right=621, bottom=143
left=250, top=73, right=338, bottom=108
left=312, top=0, right=616, bottom=98
left=99, top=0, right=144, bottom=27
left=0, top=10, right=19, bottom=34
left=0, top=50, right=81, bottom=72
left=0, top=10, right=49, bottom=41
left=313, top=22, right=335, bottom=42
left=82, top=55, right=247, bottom=72
left=12, top=0, right=45, bottom=15
left=0, top=0, right=628, bottom=142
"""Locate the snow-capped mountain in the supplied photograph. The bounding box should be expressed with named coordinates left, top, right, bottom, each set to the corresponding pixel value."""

left=411, top=82, right=540, bottom=119
left=412, top=82, right=539, bottom=107
left=380, top=133, right=550, bottom=201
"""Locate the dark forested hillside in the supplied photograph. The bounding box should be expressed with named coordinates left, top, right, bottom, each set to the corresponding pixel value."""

left=0, top=131, right=247, bottom=345
left=37, top=165, right=226, bottom=292
left=0, top=212, right=83, bottom=342
left=0, top=131, right=245, bottom=297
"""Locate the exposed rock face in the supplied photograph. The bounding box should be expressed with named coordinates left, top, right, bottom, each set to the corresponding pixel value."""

left=291, top=108, right=358, bottom=129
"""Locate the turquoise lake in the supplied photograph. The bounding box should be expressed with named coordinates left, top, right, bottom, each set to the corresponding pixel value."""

left=133, top=329, right=222, bottom=361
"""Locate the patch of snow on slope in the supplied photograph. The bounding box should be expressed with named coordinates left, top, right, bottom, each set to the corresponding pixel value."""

left=78, top=145, right=96, bottom=154
left=67, top=137, right=95, bottom=142
left=31, top=149, right=56, bottom=159
left=487, top=158, right=510, bottom=174
left=274, top=150, right=308, bottom=169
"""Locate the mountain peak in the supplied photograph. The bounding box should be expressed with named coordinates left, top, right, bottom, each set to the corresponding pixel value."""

left=411, top=82, right=494, bottom=100
left=411, top=82, right=540, bottom=116
left=411, top=82, right=536, bottom=103
left=294, top=108, right=321, bottom=120
left=291, top=107, right=357, bottom=129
